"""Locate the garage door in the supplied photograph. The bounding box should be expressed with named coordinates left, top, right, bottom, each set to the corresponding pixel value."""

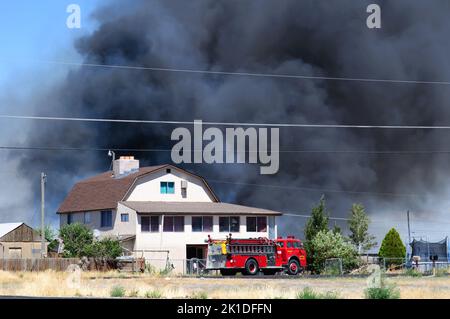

left=8, top=248, right=22, bottom=259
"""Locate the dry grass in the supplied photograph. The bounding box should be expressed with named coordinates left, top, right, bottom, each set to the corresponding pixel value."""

left=1, top=271, right=450, bottom=298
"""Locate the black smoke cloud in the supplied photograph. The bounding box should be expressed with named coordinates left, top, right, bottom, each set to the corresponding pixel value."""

left=9, top=0, right=450, bottom=240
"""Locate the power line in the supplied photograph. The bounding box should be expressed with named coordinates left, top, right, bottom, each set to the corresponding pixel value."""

left=207, top=179, right=419, bottom=198
left=36, top=60, right=450, bottom=86
left=283, top=212, right=450, bottom=225
left=284, top=213, right=349, bottom=221
left=5, top=145, right=450, bottom=155
left=0, top=145, right=425, bottom=198
left=4, top=114, right=450, bottom=130
left=284, top=213, right=450, bottom=235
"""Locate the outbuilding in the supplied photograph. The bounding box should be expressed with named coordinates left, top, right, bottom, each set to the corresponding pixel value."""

left=0, top=223, right=47, bottom=259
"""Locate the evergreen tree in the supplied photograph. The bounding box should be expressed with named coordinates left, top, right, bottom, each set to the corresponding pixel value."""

left=379, top=228, right=406, bottom=266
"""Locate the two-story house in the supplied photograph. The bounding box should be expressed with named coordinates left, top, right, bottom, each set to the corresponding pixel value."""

left=57, top=156, right=281, bottom=270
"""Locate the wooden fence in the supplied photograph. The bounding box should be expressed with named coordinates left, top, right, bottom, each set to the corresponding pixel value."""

left=0, top=258, right=80, bottom=272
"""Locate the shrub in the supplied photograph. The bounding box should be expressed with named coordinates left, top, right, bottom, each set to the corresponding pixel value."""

left=110, top=286, right=126, bottom=298
left=128, top=290, right=139, bottom=298
left=296, top=287, right=339, bottom=299
left=159, top=267, right=173, bottom=276
left=296, top=287, right=319, bottom=299
left=190, top=291, right=208, bottom=299
left=405, top=268, right=422, bottom=277
left=364, top=275, right=400, bottom=299
left=145, top=263, right=157, bottom=274
left=145, top=290, right=163, bottom=299
left=365, top=286, right=400, bottom=299
left=86, top=237, right=123, bottom=259
left=309, top=230, right=359, bottom=273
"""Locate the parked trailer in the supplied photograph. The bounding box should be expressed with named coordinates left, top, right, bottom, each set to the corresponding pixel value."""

left=206, top=234, right=307, bottom=276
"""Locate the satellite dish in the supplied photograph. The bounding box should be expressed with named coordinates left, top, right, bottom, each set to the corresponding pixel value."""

left=93, top=229, right=101, bottom=239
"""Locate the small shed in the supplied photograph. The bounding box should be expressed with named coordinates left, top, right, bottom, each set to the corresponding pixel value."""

left=0, top=223, right=48, bottom=259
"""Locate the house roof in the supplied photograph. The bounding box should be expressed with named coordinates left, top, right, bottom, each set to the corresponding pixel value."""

left=120, top=201, right=282, bottom=216
left=0, top=223, right=24, bottom=239
left=57, top=164, right=219, bottom=213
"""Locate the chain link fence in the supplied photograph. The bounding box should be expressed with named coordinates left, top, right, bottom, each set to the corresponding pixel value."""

left=123, top=256, right=450, bottom=276
left=323, top=258, right=343, bottom=275
left=142, top=258, right=211, bottom=275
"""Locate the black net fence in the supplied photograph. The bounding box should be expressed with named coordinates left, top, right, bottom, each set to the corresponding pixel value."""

left=410, top=237, right=449, bottom=262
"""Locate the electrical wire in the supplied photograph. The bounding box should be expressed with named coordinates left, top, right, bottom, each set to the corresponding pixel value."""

left=35, top=60, right=450, bottom=86
left=4, top=114, right=450, bottom=129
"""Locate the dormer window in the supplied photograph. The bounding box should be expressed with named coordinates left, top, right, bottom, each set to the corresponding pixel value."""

left=160, top=182, right=175, bottom=194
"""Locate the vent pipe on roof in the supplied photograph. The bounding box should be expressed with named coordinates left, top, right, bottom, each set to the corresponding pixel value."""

left=113, top=156, right=140, bottom=177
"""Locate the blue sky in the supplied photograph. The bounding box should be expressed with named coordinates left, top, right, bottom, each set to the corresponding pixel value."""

left=0, top=0, right=104, bottom=86
left=0, top=1, right=106, bottom=228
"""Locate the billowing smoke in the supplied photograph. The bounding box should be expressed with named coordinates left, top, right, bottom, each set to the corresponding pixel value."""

left=5, top=0, right=450, bottom=242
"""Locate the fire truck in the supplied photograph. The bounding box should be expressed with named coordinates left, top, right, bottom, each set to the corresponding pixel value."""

left=206, top=234, right=307, bottom=276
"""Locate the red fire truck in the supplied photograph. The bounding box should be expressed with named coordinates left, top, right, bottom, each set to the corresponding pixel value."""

left=206, top=234, right=307, bottom=276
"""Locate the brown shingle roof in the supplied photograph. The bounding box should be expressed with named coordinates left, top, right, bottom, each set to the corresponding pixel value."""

left=119, top=201, right=282, bottom=216
left=57, top=165, right=219, bottom=213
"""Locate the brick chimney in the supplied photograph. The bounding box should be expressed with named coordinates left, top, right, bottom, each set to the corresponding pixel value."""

left=113, top=156, right=139, bottom=177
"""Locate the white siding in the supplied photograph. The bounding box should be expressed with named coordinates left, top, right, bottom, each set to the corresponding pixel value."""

left=125, top=169, right=215, bottom=202
left=134, top=215, right=275, bottom=260
left=59, top=204, right=137, bottom=238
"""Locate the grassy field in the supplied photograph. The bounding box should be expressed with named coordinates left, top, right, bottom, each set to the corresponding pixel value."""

left=1, top=271, right=450, bottom=299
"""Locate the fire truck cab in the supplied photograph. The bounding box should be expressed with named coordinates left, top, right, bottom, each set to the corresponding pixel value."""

left=206, top=234, right=307, bottom=276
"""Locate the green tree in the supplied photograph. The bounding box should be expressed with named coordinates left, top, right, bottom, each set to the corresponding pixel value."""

left=305, top=195, right=329, bottom=242
left=379, top=228, right=406, bottom=266
left=332, top=222, right=342, bottom=235
left=348, top=204, right=377, bottom=254
left=59, top=223, right=94, bottom=258
left=304, top=196, right=330, bottom=271
left=310, top=230, right=359, bottom=273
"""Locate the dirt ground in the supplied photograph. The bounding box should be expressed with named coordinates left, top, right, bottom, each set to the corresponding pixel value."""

left=1, top=271, right=450, bottom=299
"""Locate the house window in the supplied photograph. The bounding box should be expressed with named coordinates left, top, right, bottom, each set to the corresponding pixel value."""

left=101, top=210, right=113, bottom=228
left=247, top=217, right=267, bottom=232
left=141, top=216, right=159, bottom=232
left=160, top=182, right=175, bottom=194
left=257, top=216, right=267, bottom=232
left=163, top=216, right=184, bottom=232
left=219, top=216, right=240, bottom=233
left=84, top=212, right=91, bottom=224
left=192, top=216, right=213, bottom=232
left=67, top=213, right=73, bottom=225
left=121, top=213, right=129, bottom=222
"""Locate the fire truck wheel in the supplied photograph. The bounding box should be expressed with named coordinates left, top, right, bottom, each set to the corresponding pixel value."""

left=244, top=259, right=259, bottom=276
left=287, top=259, right=300, bottom=275
left=220, top=269, right=237, bottom=276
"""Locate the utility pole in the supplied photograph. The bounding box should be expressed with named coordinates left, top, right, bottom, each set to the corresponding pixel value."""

left=108, top=150, right=116, bottom=170
left=407, top=210, right=411, bottom=245
left=407, top=210, right=411, bottom=261
left=41, top=172, right=47, bottom=258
